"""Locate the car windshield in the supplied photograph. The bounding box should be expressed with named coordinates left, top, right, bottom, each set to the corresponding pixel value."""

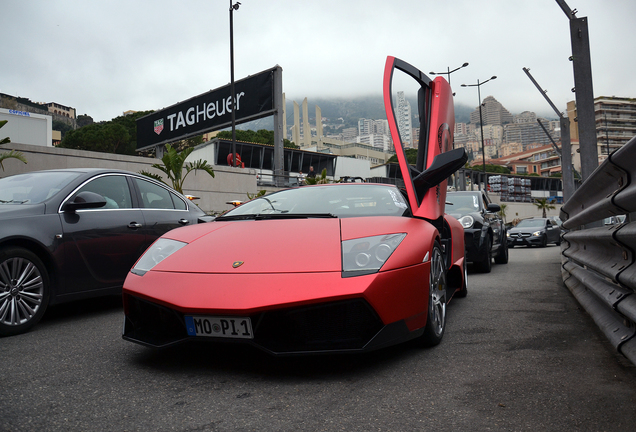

left=516, top=219, right=546, bottom=228
left=0, top=171, right=80, bottom=204
left=218, top=184, right=410, bottom=219
left=446, top=194, right=481, bottom=215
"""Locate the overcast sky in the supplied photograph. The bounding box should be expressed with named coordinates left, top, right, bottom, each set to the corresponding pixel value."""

left=2, top=0, right=634, bottom=123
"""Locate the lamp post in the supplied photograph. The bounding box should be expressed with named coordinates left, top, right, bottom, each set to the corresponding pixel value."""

left=462, top=76, right=497, bottom=190
left=229, top=1, right=241, bottom=166
left=429, top=62, right=469, bottom=87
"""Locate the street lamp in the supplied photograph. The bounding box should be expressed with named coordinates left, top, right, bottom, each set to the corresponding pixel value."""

left=429, top=62, right=469, bottom=87
left=229, top=1, right=241, bottom=166
left=461, top=76, right=497, bottom=189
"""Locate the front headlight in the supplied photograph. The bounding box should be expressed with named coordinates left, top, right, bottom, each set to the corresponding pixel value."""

left=532, top=230, right=543, bottom=237
left=458, top=215, right=474, bottom=229
left=131, top=238, right=187, bottom=276
left=506, top=231, right=510, bottom=238
left=342, top=233, right=406, bottom=276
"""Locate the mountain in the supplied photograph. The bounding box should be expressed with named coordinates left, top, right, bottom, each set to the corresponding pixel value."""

left=240, top=95, right=473, bottom=131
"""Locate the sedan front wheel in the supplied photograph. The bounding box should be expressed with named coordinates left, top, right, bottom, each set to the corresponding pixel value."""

left=0, top=247, right=50, bottom=336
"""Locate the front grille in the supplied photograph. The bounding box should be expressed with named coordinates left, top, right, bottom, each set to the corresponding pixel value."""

left=254, top=299, right=383, bottom=353
left=124, top=295, right=187, bottom=347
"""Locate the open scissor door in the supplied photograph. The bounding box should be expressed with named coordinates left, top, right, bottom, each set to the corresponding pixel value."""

left=383, top=56, right=466, bottom=220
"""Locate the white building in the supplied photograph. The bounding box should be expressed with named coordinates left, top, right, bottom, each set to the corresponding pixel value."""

left=0, top=108, right=53, bottom=147
left=396, top=91, right=412, bottom=147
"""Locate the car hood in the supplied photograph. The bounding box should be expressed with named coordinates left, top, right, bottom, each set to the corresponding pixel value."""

left=0, top=203, right=46, bottom=220
left=508, top=226, right=544, bottom=234
left=153, top=218, right=343, bottom=274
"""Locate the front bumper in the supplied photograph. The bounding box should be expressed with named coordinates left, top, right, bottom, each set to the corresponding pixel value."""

left=121, top=265, right=430, bottom=355
left=507, top=233, right=544, bottom=246
left=122, top=295, right=422, bottom=355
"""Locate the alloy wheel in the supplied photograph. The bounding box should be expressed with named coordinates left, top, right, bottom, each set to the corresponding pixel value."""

left=0, top=256, right=45, bottom=328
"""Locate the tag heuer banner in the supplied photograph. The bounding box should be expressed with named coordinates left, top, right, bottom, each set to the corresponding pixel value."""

left=136, top=66, right=277, bottom=150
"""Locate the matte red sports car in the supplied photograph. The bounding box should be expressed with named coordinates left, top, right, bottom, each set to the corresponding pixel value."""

left=122, top=57, right=468, bottom=355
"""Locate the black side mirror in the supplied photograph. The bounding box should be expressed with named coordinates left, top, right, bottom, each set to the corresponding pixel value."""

left=412, top=148, right=468, bottom=197
left=487, top=203, right=501, bottom=213
left=63, top=191, right=107, bottom=213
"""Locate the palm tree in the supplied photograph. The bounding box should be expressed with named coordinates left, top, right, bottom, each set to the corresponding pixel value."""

left=498, top=203, right=508, bottom=223
left=0, top=120, right=27, bottom=171
left=139, top=143, right=214, bottom=194
left=534, top=198, right=556, bottom=218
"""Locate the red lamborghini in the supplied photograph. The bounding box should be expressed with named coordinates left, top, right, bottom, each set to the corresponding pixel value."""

left=122, top=57, right=468, bottom=355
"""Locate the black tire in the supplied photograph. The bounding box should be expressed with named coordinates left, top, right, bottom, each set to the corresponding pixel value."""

left=540, top=235, right=547, bottom=248
left=474, top=236, right=492, bottom=273
left=494, top=237, right=509, bottom=264
left=420, top=242, right=447, bottom=346
left=455, top=258, right=468, bottom=298
left=0, top=247, right=50, bottom=336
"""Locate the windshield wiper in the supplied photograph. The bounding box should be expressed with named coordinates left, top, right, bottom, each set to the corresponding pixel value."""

left=255, top=213, right=337, bottom=220
left=0, top=199, right=29, bottom=204
left=216, top=213, right=336, bottom=221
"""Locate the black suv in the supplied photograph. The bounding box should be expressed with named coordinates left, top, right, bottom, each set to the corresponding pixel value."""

left=446, top=191, right=508, bottom=273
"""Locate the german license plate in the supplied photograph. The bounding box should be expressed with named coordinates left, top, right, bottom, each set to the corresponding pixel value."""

left=185, top=315, right=253, bottom=339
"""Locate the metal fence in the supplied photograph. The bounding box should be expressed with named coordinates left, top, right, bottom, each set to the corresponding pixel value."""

left=560, top=135, right=636, bottom=365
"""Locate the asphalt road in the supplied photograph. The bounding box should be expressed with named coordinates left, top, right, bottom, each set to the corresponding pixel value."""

left=2, top=245, right=636, bottom=431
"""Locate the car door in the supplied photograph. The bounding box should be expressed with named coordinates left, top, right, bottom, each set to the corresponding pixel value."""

left=58, top=174, right=148, bottom=296
left=130, top=176, right=193, bottom=243
left=482, top=193, right=503, bottom=249
left=546, top=219, right=559, bottom=243
left=382, top=56, right=467, bottom=219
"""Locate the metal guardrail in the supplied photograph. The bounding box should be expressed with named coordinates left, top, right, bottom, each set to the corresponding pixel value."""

left=560, top=135, right=636, bottom=365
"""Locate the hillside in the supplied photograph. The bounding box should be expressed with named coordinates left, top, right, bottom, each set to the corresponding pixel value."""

left=243, top=95, right=473, bottom=131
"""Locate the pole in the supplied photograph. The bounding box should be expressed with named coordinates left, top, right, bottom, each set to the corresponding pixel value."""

left=604, top=112, right=610, bottom=156
left=229, top=1, right=238, bottom=166
left=478, top=81, right=487, bottom=189
left=522, top=66, right=574, bottom=201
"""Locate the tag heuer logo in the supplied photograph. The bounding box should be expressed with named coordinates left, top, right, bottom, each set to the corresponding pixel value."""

left=154, top=119, right=164, bottom=135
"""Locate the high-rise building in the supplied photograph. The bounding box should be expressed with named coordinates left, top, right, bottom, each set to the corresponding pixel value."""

left=395, top=91, right=412, bottom=146
left=594, top=96, right=636, bottom=156
left=469, top=95, right=513, bottom=126
left=503, top=112, right=557, bottom=149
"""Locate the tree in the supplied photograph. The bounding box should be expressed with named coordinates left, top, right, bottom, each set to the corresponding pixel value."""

left=498, top=203, right=508, bottom=223
left=59, top=110, right=153, bottom=155
left=387, top=148, right=418, bottom=164
left=0, top=120, right=27, bottom=171
left=52, top=120, right=73, bottom=140
left=471, top=163, right=511, bottom=174
left=139, top=143, right=215, bottom=194
left=534, top=198, right=556, bottom=218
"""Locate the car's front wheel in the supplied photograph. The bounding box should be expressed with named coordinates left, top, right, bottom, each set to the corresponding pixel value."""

left=494, top=237, right=509, bottom=264
left=474, top=236, right=492, bottom=273
left=421, top=242, right=447, bottom=346
left=0, top=247, right=50, bottom=336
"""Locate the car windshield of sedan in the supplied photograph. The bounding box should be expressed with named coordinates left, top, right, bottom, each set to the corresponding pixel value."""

left=446, top=194, right=480, bottom=215
left=516, top=219, right=546, bottom=228
left=0, top=171, right=80, bottom=204
left=217, top=184, right=410, bottom=220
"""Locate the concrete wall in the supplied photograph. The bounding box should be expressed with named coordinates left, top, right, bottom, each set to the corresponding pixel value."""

left=0, top=143, right=259, bottom=215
